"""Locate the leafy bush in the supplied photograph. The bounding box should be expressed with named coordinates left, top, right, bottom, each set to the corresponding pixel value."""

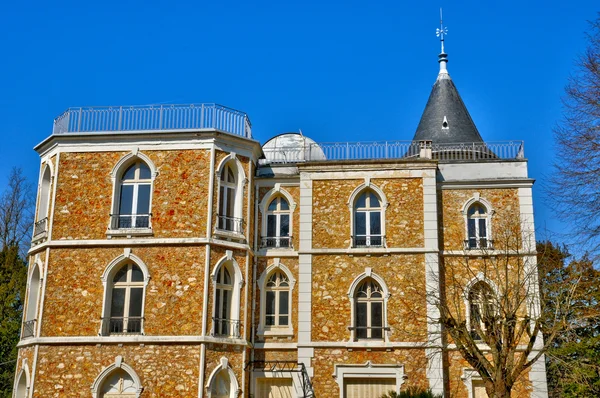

left=381, top=387, right=443, bottom=398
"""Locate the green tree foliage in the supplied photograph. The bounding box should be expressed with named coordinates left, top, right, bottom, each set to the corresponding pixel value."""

left=537, top=241, right=600, bottom=397
left=380, top=387, right=443, bottom=398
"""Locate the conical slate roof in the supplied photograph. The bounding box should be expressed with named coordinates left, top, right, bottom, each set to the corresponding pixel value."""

left=413, top=54, right=484, bottom=144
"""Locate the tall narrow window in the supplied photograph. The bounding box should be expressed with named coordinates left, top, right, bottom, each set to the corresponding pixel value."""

left=23, top=265, right=40, bottom=338
left=218, top=164, right=241, bottom=233
left=34, top=166, right=51, bottom=237
left=116, top=161, right=151, bottom=229
left=353, top=191, right=383, bottom=247
left=100, top=369, right=139, bottom=397
left=214, top=263, right=236, bottom=337
left=265, top=271, right=290, bottom=328
left=467, top=203, right=490, bottom=249
left=263, top=197, right=291, bottom=248
left=14, top=371, right=27, bottom=398
left=468, top=281, right=495, bottom=341
left=354, top=278, right=384, bottom=340
left=210, top=369, right=232, bottom=398
left=105, top=263, right=144, bottom=334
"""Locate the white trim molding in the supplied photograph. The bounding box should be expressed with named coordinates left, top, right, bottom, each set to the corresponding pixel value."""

left=205, top=357, right=240, bottom=398
left=332, top=361, right=406, bottom=398
left=210, top=253, right=244, bottom=337
left=347, top=269, right=391, bottom=342
left=13, top=359, right=30, bottom=398
left=256, top=259, right=296, bottom=336
left=347, top=181, right=389, bottom=249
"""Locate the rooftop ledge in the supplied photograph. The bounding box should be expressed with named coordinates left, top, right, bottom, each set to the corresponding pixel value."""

left=52, top=103, right=252, bottom=139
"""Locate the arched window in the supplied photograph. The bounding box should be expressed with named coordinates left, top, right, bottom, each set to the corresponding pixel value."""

left=466, top=202, right=491, bottom=249
left=23, top=265, right=40, bottom=338
left=114, top=160, right=152, bottom=229
left=209, top=369, right=232, bottom=398
left=354, top=278, right=384, bottom=340
left=218, top=163, right=242, bottom=233
left=14, top=370, right=28, bottom=398
left=100, top=368, right=138, bottom=397
left=34, top=166, right=51, bottom=237
left=104, top=263, right=145, bottom=335
left=263, top=197, right=291, bottom=248
left=214, top=262, right=237, bottom=337
left=265, top=270, right=290, bottom=328
left=468, top=281, right=496, bottom=341
left=353, top=190, right=383, bottom=247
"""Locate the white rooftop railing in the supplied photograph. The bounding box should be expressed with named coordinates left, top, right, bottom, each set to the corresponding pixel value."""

left=53, top=103, right=252, bottom=138
left=261, top=140, right=525, bottom=163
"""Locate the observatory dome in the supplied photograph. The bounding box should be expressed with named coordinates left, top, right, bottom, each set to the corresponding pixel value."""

left=261, top=133, right=326, bottom=164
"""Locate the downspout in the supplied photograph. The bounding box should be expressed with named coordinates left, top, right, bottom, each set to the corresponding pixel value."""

left=242, top=158, right=254, bottom=396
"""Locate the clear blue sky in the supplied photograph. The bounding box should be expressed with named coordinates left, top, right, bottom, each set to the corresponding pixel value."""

left=0, top=0, right=597, bottom=242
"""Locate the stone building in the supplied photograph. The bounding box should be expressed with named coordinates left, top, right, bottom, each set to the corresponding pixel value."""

left=14, top=48, right=548, bottom=398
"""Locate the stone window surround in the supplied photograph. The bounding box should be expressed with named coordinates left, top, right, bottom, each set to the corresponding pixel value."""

left=461, top=194, right=495, bottom=250
left=464, top=273, right=500, bottom=340
left=13, top=359, right=30, bottom=398
left=347, top=268, right=391, bottom=342
left=205, top=357, right=240, bottom=398
left=256, top=258, right=296, bottom=336
left=214, top=153, right=248, bottom=240
left=332, top=361, right=406, bottom=398
left=107, top=151, right=158, bottom=238
left=347, top=179, right=389, bottom=249
left=23, top=261, right=42, bottom=338
left=210, top=251, right=244, bottom=337
left=258, top=185, right=297, bottom=249
left=91, top=356, right=143, bottom=398
left=99, top=250, right=151, bottom=336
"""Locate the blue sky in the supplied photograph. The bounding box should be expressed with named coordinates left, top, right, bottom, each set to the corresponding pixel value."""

left=0, top=0, right=597, bottom=242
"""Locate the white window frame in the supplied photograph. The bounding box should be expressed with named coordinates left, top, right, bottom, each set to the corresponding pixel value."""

left=13, top=361, right=30, bottom=398
left=100, top=252, right=150, bottom=336
left=215, top=154, right=246, bottom=237
left=108, top=152, right=157, bottom=237
left=33, top=164, right=53, bottom=242
left=461, top=368, right=488, bottom=398
left=210, top=252, right=244, bottom=338
left=347, top=269, right=390, bottom=342
left=22, top=262, right=42, bottom=339
left=333, top=361, right=406, bottom=398
left=464, top=273, right=499, bottom=342
left=257, top=260, right=296, bottom=336
left=206, top=357, right=240, bottom=398
left=347, top=180, right=388, bottom=249
left=91, top=356, right=143, bottom=398
left=258, top=186, right=296, bottom=250
left=461, top=195, right=495, bottom=250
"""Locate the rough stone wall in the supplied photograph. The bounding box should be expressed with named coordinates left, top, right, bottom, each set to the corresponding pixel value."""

left=33, top=344, right=200, bottom=397
left=311, top=254, right=427, bottom=342
left=253, top=349, right=297, bottom=362
left=253, top=257, right=299, bottom=343
left=441, top=188, right=521, bottom=250
left=15, top=346, right=35, bottom=387
left=42, top=246, right=206, bottom=336
left=51, top=149, right=212, bottom=240
left=312, top=348, right=429, bottom=396
left=447, top=351, right=532, bottom=397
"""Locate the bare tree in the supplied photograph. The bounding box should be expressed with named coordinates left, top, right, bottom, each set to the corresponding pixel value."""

left=550, top=14, right=600, bottom=255
left=0, top=168, right=34, bottom=254
left=431, top=215, right=587, bottom=398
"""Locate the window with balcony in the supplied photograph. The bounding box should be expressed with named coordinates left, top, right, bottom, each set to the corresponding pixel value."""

left=468, top=281, right=496, bottom=341
left=462, top=197, right=494, bottom=250
left=265, top=270, right=290, bottom=328
left=22, top=264, right=41, bottom=339
left=216, top=159, right=244, bottom=235
left=263, top=197, right=291, bottom=248
left=114, top=161, right=152, bottom=230
left=353, top=278, right=385, bottom=339
left=103, top=263, right=145, bottom=335
left=33, top=165, right=52, bottom=239
left=212, top=257, right=242, bottom=338
left=353, top=190, right=383, bottom=247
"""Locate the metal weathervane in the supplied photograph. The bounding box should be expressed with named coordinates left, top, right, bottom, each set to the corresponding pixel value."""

left=436, top=8, right=448, bottom=54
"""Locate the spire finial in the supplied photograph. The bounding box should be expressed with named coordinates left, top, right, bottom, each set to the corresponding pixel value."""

left=435, top=8, right=449, bottom=76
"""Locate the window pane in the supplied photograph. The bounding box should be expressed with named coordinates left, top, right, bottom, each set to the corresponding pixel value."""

left=279, top=291, right=289, bottom=315
left=136, top=185, right=151, bottom=214
left=222, top=290, right=230, bottom=319
left=369, top=193, right=380, bottom=207
left=280, top=198, right=289, bottom=210
left=215, top=289, right=221, bottom=317
left=219, top=187, right=225, bottom=215
left=267, top=215, right=276, bottom=237
left=468, top=218, right=476, bottom=238
left=356, top=303, right=367, bottom=327
left=370, top=212, right=381, bottom=235
left=268, top=199, right=277, bottom=211
left=479, top=219, right=487, bottom=239
left=227, top=168, right=235, bottom=182
left=119, top=185, right=134, bottom=214
left=266, top=291, right=276, bottom=316
left=123, top=165, right=136, bottom=180
left=371, top=302, right=383, bottom=327
left=355, top=212, right=366, bottom=235
left=138, top=163, right=151, bottom=179
left=110, top=288, right=126, bottom=317
left=131, top=265, right=144, bottom=282
left=280, top=215, right=290, bottom=236
left=226, top=188, right=235, bottom=217
left=279, top=315, right=289, bottom=326
left=356, top=193, right=366, bottom=208
left=113, top=267, right=128, bottom=283
left=129, top=288, right=143, bottom=317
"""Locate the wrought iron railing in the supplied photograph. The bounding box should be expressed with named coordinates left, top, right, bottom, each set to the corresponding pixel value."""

left=245, top=361, right=315, bottom=397
left=464, top=239, right=494, bottom=250
left=102, top=316, right=144, bottom=335
left=260, top=236, right=292, bottom=249
left=53, top=103, right=252, bottom=138
left=110, top=213, right=151, bottom=229
left=262, top=140, right=525, bottom=163
left=349, top=326, right=390, bottom=341
left=216, top=215, right=244, bottom=234
left=352, top=235, right=385, bottom=248
left=22, top=319, right=36, bottom=338
left=212, top=317, right=241, bottom=338
left=33, top=218, right=48, bottom=237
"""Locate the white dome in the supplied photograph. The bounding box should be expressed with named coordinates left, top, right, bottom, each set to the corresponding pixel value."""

left=261, top=133, right=326, bottom=163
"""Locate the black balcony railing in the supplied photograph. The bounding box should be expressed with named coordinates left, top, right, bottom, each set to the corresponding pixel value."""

left=349, top=326, right=389, bottom=341
left=261, top=236, right=292, bottom=249
left=22, top=319, right=36, bottom=339
left=464, top=238, right=494, bottom=250
left=352, top=235, right=385, bottom=248
left=212, top=317, right=241, bottom=338
left=33, top=218, right=48, bottom=237
left=110, top=214, right=151, bottom=229
left=216, top=215, right=243, bottom=234
left=102, top=316, right=144, bottom=335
